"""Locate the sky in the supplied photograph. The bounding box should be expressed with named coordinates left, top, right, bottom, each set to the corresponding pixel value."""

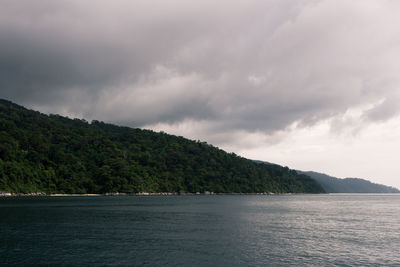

left=1, top=0, right=400, bottom=188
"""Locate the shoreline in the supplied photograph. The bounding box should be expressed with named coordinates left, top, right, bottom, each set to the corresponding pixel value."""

left=1, top=192, right=397, bottom=197
left=0, top=191, right=280, bottom=197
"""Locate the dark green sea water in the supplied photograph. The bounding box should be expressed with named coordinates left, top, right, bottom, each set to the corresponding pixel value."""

left=1, top=194, right=400, bottom=266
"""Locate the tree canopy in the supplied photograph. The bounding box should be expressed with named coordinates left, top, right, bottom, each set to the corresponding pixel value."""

left=0, top=99, right=325, bottom=194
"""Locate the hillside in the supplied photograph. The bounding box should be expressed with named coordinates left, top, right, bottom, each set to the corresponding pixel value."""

left=302, top=171, right=399, bottom=193
left=0, top=99, right=325, bottom=194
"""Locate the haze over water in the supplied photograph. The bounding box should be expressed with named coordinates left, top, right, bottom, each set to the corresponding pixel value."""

left=1, top=194, right=399, bottom=266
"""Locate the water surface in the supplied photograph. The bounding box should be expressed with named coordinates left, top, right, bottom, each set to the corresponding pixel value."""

left=1, top=194, right=399, bottom=266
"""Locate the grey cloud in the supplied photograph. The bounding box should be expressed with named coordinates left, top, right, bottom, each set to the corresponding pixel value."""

left=1, top=0, right=400, bottom=142
left=364, top=96, right=400, bottom=123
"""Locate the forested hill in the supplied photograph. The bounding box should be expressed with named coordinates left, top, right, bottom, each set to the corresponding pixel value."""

left=0, top=99, right=324, bottom=194
left=302, top=171, right=399, bottom=193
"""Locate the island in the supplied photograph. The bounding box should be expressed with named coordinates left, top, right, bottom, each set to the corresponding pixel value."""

left=0, top=99, right=325, bottom=195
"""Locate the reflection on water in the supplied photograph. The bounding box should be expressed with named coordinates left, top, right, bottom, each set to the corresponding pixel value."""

left=1, top=194, right=400, bottom=266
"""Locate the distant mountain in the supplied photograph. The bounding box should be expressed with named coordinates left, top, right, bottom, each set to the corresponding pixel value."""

left=0, top=99, right=325, bottom=194
left=301, top=171, right=400, bottom=193
left=254, top=160, right=399, bottom=193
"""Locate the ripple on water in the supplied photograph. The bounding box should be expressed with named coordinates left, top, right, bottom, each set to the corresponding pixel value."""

left=1, top=194, right=400, bottom=266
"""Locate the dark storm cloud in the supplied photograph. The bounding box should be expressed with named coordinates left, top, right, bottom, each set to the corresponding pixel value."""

left=1, top=0, right=400, bottom=138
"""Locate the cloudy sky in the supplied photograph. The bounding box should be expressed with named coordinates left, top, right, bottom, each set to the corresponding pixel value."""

left=1, top=0, right=400, bottom=188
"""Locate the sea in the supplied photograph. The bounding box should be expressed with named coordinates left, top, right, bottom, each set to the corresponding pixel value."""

left=1, top=194, right=399, bottom=266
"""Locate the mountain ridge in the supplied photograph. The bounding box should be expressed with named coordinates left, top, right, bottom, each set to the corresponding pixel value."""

left=301, top=171, right=399, bottom=193
left=254, top=160, right=399, bottom=193
left=0, top=99, right=325, bottom=194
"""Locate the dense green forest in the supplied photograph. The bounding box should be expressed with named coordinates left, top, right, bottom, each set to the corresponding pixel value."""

left=0, top=99, right=325, bottom=194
